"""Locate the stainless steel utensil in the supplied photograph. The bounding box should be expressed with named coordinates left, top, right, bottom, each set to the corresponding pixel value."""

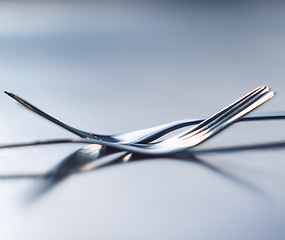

left=4, top=87, right=282, bottom=145
left=3, top=86, right=275, bottom=155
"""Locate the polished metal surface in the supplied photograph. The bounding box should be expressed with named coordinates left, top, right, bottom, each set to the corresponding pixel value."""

left=5, top=90, right=285, bottom=144
left=1, top=86, right=275, bottom=155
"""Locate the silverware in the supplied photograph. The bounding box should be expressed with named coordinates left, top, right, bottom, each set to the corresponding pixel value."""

left=2, top=86, right=275, bottom=155
left=4, top=87, right=283, bottom=145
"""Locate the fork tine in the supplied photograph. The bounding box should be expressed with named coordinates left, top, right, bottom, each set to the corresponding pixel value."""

left=181, top=90, right=274, bottom=147
left=180, top=87, right=270, bottom=141
left=197, top=87, right=270, bottom=133
left=178, top=86, right=267, bottom=139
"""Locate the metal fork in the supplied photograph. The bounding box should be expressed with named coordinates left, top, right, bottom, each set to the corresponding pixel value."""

left=2, top=86, right=273, bottom=155
left=84, top=86, right=274, bottom=155
left=4, top=87, right=283, bottom=144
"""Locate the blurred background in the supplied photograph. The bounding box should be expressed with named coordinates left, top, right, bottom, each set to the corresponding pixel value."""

left=0, top=1, right=285, bottom=239
left=1, top=0, right=284, bottom=134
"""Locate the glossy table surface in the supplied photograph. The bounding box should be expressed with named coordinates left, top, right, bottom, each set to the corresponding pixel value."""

left=0, top=1, right=285, bottom=239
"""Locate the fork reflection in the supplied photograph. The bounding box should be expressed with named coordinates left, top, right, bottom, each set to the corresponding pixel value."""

left=22, top=144, right=273, bottom=204
left=24, top=145, right=128, bottom=203
left=1, top=141, right=284, bottom=203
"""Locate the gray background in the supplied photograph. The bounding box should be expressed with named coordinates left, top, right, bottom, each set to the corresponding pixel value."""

left=0, top=1, right=285, bottom=239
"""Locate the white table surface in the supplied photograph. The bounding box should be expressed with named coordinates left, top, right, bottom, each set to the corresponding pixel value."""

left=0, top=1, right=285, bottom=239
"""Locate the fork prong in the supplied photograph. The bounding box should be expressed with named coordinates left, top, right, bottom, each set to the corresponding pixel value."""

left=200, top=87, right=270, bottom=132
left=181, top=89, right=274, bottom=147
left=178, top=86, right=268, bottom=139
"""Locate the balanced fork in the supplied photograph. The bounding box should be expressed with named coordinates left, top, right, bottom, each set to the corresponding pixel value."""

left=2, top=86, right=274, bottom=155
left=4, top=87, right=283, bottom=145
